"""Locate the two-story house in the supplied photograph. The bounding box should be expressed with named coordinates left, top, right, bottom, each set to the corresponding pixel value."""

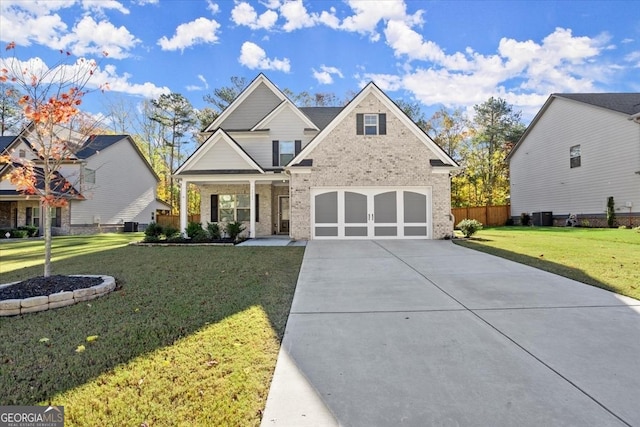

left=0, top=127, right=170, bottom=235
left=175, top=74, right=459, bottom=240
left=508, top=93, right=640, bottom=226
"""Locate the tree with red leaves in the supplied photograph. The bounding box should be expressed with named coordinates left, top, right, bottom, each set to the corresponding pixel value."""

left=0, top=43, right=109, bottom=277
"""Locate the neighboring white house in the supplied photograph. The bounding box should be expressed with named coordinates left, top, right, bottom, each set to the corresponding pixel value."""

left=0, top=129, right=170, bottom=235
left=507, top=93, right=640, bottom=226
left=175, top=73, right=460, bottom=240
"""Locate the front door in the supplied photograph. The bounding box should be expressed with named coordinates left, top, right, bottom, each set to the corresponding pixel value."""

left=278, top=196, right=290, bottom=234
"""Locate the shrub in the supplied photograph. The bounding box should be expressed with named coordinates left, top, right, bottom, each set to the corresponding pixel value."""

left=520, top=213, right=531, bottom=226
left=206, top=222, right=221, bottom=239
left=186, top=221, right=207, bottom=239
left=10, top=229, right=29, bottom=238
left=163, top=225, right=180, bottom=239
left=18, top=225, right=38, bottom=237
left=606, top=196, right=616, bottom=228
left=143, top=235, right=161, bottom=243
left=456, top=219, right=483, bottom=238
left=505, top=218, right=514, bottom=226
left=225, top=221, right=246, bottom=241
left=145, top=222, right=163, bottom=238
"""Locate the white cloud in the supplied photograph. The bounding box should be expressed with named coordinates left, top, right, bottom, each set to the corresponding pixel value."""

left=59, top=16, right=140, bottom=59
left=231, top=2, right=278, bottom=30
left=157, top=17, right=221, bottom=51
left=80, top=0, right=130, bottom=15
left=207, top=0, right=219, bottom=14
left=0, top=1, right=138, bottom=58
left=340, top=0, right=423, bottom=41
left=625, top=51, right=640, bottom=68
left=312, top=65, right=343, bottom=84
left=186, top=74, right=210, bottom=91
left=281, top=0, right=318, bottom=32
left=238, top=41, right=290, bottom=72
left=0, top=56, right=169, bottom=100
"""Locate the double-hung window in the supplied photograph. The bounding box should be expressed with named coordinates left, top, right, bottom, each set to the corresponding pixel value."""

left=218, top=194, right=251, bottom=222
left=570, top=145, right=581, bottom=168
left=26, top=207, right=40, bottom=227
left=356, top=113, right=386, bottom=136
left=279, top=141, right=295, bottom=166
left=364, top=114, right=378, bottom=135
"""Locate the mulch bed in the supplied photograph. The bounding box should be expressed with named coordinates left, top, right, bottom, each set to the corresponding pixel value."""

left=0, top=275, right=103, bottom=301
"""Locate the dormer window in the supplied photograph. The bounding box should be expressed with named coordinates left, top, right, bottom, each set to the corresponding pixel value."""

left=356, top=113, right=386, bottom=136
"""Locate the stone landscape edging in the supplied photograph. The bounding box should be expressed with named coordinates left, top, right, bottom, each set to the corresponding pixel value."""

left=0, top=275, right=116, bottom=317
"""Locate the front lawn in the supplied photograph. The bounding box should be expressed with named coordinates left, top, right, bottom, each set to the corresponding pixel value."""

left=0, top=234, right=304, bottom=426
left=454, top=227, right=640, bottom=300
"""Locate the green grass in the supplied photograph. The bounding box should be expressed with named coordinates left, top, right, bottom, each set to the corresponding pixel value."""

left=0, top=234, right=304, bottom=426
left=454, top=227, right=640, bottom=300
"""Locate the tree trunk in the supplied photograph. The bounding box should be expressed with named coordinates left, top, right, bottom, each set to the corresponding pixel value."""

left=43, top=204, right=52, bottom=278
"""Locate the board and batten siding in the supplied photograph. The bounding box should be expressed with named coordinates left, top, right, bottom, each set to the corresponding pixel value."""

left=218, top=82, right=282, bottom=130
left=70, top=138, right=159, bottom=225
left=510, top=97, right=640, bottom=217
left=231, top=106, right=316, bottom=167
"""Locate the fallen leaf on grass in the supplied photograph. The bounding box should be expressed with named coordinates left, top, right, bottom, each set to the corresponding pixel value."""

left=75, top=345, right=85, bottom=353
left=86, top=335, right=99, bottom=343
left=39, top=337, right=50, bottom=343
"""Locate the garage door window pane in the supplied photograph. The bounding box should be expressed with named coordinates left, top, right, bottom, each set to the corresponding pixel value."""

left=345, top=226, right=368, bottom=236
left=404, top=226, right=427, bottom=236
left=315, top=192, right=338, bottom=223
left=315, top=227, right=338, bottom=236
left=404, top=191, right=427, bottom=223
left=374, top=192, right=396, bottom=223
left=374, top=226, right=397, bottom=236
left=345, top=192, right=367, bottom=223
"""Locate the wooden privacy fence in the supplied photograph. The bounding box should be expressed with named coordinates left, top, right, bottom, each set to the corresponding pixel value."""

left=156, top=214, right=200, bottom=229
left=451, top=205, right=510, bottom=227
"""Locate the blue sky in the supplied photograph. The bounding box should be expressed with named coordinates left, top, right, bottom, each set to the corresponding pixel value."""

left=1, top=0, right=639, bottom=125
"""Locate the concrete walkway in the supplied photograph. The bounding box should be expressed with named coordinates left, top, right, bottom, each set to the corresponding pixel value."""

left=261, top=240, right=640, bottom=427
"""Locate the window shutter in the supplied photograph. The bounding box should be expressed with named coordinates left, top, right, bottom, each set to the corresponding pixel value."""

left=210, top=195, right=218, bottom=222
left=26, top=207, right=32, bottom=224
left=378, top=113, right=386, bottom=135
left=356, top=114, right=364, bottom=135
left=255, top=194, right=260, bottom=222
left=294, top=140, right=301, bottom=155
left=55, top=207, right=62, bottom=227
left=272, top=140, right=279, bottom=166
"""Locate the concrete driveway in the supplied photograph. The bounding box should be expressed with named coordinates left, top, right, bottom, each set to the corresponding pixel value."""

left=261, top=240, right=640, bottom=427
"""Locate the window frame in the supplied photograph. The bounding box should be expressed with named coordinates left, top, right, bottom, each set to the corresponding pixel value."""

left=364, top=114, right=379, bottom=135
left=218, top=194, right=251, bottom=223
left=279, top=141, right=295, bottom=166
left=570, top=144, right=581, bottom=168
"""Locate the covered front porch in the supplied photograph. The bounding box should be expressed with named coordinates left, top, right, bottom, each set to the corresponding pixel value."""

left=178, top=173, right=291, bottom=239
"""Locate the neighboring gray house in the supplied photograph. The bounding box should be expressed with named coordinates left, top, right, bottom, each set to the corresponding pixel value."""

left=507, top=93, right=640, bottom=226
left=175, top=74, right=459, bottom=240
left=0, top=130, right=170, bottom=234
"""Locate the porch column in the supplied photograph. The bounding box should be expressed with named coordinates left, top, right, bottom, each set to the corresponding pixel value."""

left=249, top=178, right=256, bottom=238
left=179, top=179, right=188, bottom=236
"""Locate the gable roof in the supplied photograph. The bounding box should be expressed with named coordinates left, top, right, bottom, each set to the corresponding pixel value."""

left=204, top=74, right=286, bottom=132
left=174, top=128, right=264, bottom=175
left=507, top=93, right=640, bottom=161
left=1, top=162, right=83, bottom=199
left=555, top=93, right=640, bottom=115
left=75, top=135, right=128, bottom=159
left=289, top=81, right=459, bottom=169
left=251, top=100, right=319, bottom=131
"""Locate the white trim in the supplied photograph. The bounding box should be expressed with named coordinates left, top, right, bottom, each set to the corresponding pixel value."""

left=289, top=83, right=459, bottom=168
left=204, top=74, right=286, bottom=132
left=310, top=186, right=432, bottom=240
left=251, top=100, right=318, bottom=131
left=174, top=129, right=264, bottom=175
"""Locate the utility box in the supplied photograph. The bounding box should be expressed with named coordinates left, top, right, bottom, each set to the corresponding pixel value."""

left=532, top=212, right=553, bottom=226
left=124, top=222, right=139, bottom=232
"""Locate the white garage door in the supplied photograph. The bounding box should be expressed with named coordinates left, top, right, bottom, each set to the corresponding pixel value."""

left=311, top=187, right=431, bottom=239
